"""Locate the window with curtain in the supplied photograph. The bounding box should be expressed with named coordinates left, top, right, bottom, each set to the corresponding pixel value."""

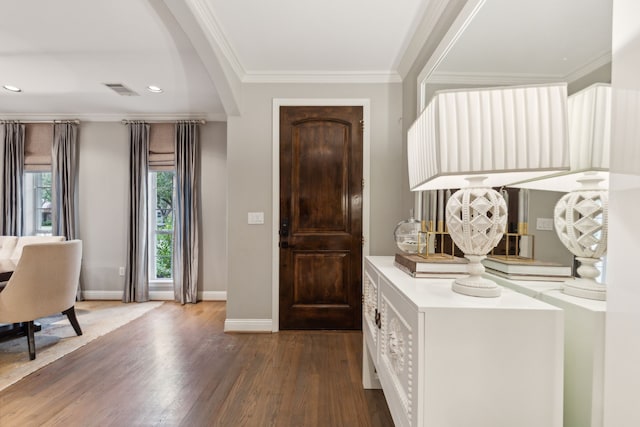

left=125, top=121, right=199, bottom=303
left=23, top=123, right=53, bottom=236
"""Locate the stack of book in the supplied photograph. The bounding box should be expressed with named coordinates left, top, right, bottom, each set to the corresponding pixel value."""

left=482, top=256, right=572, bottom=281
left=394, top=253, right=469, bottom=278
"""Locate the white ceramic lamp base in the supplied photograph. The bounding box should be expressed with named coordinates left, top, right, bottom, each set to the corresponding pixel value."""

left=563, top=257, right=607, bottom=300
left=563, top=280, right=607, bottom=301
left=452, top=255, right=502, bottom=297
left=554, top=176, right=608, bottom=301
left=446, top=177, right=508, bottom=298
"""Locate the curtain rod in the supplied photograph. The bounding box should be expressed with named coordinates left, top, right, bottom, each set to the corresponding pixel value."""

left=0, top=119, right=80, bottom=124
left=121, top=119, right=206, bottom=125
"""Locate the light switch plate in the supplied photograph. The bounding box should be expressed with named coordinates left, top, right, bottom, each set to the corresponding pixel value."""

left=536, top=217, right=554, bottom=231
left=248, top=212, right=265, bottom=225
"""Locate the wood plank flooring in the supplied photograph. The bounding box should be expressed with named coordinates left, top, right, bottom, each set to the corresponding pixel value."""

left=0, top=302, right=394, bottom=427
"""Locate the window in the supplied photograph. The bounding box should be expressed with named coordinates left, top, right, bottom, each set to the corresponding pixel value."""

left=24, top=172, right=52, bottom=236
left=149, top=171, right=175, bottom=281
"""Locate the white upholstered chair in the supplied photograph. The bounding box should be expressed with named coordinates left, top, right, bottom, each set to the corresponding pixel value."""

left=0, top=240, right=82, bottom=360
left=8, top=235, right=65, bottom=263
left=0, top=236, right=18, bottom=259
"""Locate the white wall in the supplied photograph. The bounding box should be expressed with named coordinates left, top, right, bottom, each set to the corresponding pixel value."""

left=604, top=0, right=640, bottom=424
left=225, top=82, right=404, bottom=322
left=78, top=121, right=227, bottom=300
left=199, top=122, right=228, bottom=298
left=78, top=122, right=128, bottom=297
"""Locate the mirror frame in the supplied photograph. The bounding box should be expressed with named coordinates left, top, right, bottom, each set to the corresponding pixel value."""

left=417, top=0, right=486, bottom=112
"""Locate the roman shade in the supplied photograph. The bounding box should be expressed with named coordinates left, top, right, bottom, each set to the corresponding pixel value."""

left=149, top=123, right=174, bottom=170
left=24, top=123, right=53, bottom=172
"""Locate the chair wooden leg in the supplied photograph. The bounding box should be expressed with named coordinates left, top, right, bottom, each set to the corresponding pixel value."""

left=27, top=321, right=36, bottom=360
left=63, top=306, right=83, bottom=336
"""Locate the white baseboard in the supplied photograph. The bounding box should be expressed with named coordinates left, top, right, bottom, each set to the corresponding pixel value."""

left=224, top=318, right=273, bottom=333
left=149, top=291, right=174, bottom=300
left=201, top=291, right=227, bottom=301
left=81, top=290, right=227, bottom=301
left=81, top=291, right=123, bottom=300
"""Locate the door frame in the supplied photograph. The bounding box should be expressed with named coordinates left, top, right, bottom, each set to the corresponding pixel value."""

left=272, top=99, right=371, bottom=332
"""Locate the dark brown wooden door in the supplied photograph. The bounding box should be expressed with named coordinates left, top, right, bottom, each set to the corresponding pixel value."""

left=279, top=106, right=363, bottom=330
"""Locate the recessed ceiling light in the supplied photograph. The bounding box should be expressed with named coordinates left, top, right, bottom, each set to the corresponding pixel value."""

left=147, top=85, right=163, bottom=93
left=3, top=85, right=22, bottom=92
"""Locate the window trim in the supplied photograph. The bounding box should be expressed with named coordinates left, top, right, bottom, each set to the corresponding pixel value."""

left=23, top=171, right=53, bottom=236
left=148, top=170, right=175, bottom=283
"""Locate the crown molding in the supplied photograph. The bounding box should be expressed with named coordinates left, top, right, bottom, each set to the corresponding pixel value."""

left=397, top=0, right=454, bottom=79
left=426, top=71, right=563, bottom=85
left=565, top=50, right=612, bottom=83
left=242, top=71, right=402, bottom=84
left=186, top=0, right=246, bottom=81
left=426, top=50, right=612, bottom=87
left=0, top=112, right=227, bottom=123
left=180, top=0, right=405, bottom=86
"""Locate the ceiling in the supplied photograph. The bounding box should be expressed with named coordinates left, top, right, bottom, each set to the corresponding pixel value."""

left=430, top=0, right=612, bottom=84
left=0, top=0, right=429, bottom=121
left=0, top=0, right=613, bottom=121
left=0, top=0, right=224, bottom=121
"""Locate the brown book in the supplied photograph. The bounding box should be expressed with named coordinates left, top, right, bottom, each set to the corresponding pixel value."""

left=394, top=253, right=468, bottom=274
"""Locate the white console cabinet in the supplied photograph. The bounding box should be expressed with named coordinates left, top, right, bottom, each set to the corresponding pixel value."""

left=363, top=256, right=564, bottom=427
left=487, top=273, right=606, bottom=427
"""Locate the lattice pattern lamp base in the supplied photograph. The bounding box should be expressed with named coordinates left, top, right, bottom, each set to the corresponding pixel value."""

left=554, top=176, right=608, bottom=301
left=446, top=177, right=508, bottom=298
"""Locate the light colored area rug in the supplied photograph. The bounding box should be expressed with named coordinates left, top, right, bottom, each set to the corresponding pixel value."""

left=0, top=300, right=163, bottom=392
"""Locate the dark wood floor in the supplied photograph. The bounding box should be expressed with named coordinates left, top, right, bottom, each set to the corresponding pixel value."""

left=0, top=302, right=394, bottom=427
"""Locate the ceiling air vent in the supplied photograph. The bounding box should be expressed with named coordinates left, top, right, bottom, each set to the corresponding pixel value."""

left=103, top=83, right=139, bottom=96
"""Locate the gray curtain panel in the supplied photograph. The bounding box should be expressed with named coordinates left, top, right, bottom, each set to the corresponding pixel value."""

left=173, top=122, right=200, bottom=304
left=1, top=123, right=25, bottom=236
left=52, top=123, right=79, bottom=238
left=124, top=122, right=150, bottom=303
left=52, top=122, right=81, bottom=298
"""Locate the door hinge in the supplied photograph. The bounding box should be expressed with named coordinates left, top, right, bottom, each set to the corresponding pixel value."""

left=362, top=178, right=365, bottom=189
left=362, top=236, right=366, bottom=246
left=359, top=119, right=364, bottom=130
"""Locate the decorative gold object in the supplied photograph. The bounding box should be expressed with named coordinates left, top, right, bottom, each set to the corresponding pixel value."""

left=490, top=230, right=535, bottom=261
left=417, top=220, right=455, bottom=259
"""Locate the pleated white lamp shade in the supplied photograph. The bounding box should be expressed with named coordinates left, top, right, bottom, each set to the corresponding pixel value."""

left=569, top=83, right=610, bottom=171
left=507, top=83, right=612, bottom=301
left=408, top=83, right=570, bottom=191
left=511, top=83, right=611, bottom=191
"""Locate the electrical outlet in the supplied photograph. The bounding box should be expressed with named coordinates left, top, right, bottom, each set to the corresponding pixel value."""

left=119, top=266, right=125, bottom=276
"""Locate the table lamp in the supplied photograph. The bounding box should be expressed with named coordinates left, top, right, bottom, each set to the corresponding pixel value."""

left=408, top=83, right=569, bottom=297
left=511, top=83, right=611, bottom=300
